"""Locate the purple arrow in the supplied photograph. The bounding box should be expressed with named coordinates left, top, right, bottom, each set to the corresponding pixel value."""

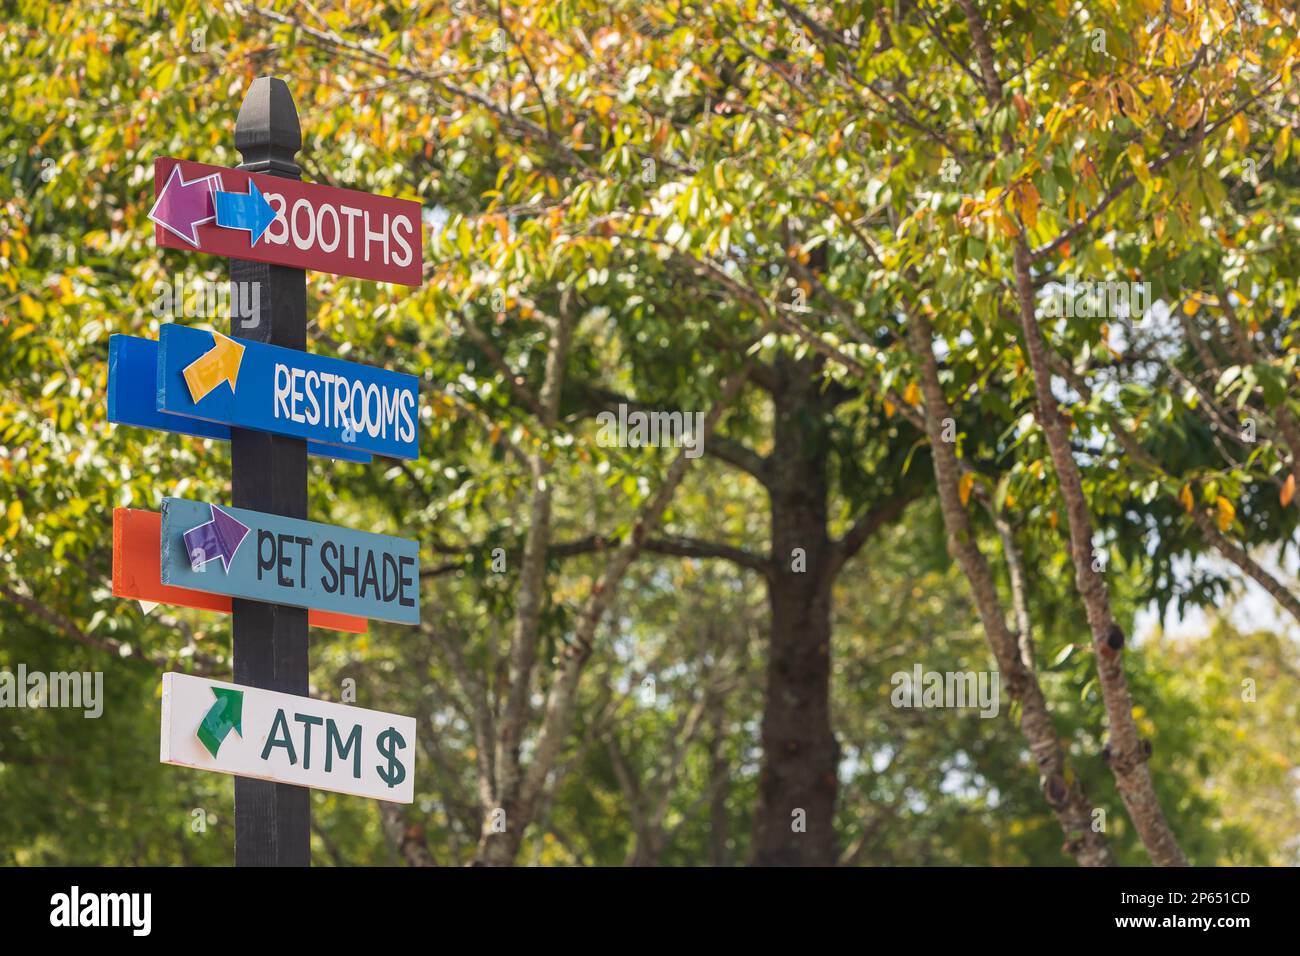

left=182, top=504, right=250, bottom=573
left=148, top=166, right=222, bottom=247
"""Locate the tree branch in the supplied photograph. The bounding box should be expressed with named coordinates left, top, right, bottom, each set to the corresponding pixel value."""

left=830, top=487, right=922, bottom=575
left=642, top=534, right=773, bottom=579
left=0, top=581, right=217, bottom=674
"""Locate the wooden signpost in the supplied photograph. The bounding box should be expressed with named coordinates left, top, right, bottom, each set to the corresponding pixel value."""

left=111, top=77, right=425, bottom=866
left=161, top=673, right=416, bottom=803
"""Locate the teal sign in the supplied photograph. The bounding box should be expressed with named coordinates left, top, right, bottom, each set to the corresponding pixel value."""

left=159, top=497, right=420, bottom=625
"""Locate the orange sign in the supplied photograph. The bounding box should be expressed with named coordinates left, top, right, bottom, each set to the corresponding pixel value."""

left=112, top=508, right=366, bottom=634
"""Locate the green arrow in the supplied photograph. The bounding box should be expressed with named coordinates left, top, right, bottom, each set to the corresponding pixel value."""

left=196, top=687, right=243, bottom=757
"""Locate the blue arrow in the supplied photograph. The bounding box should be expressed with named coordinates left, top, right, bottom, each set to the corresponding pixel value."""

left=214, top=180, right=277, bottom=246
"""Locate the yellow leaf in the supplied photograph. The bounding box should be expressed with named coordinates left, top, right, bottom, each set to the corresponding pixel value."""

left=19, top=294, right=43, bottom=321
left=1126, top=144, right=1151, bottom=186
left=1215, top=495, right=1235, bottom=532
left=903, top=382, right=921, bottom=407
left=1116, top=81, right=1146, bottom=122
left=1179, top=484, right=1194, bottom=513
left=1281, top=473, right=1296, bottom=508
left=1017, top=181, right=1040, bottom=230
left=959, top=472, right=974, bottom=507
left=1045, top=105, right=1070, bottom=140
left=1231, top=112, right=1250, bottom=146
left=883, top=399, right=895, bottom=419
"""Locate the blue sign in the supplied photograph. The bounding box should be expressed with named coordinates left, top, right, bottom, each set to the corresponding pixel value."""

left=156, top=324, right=420, bottom=460
left=108, top=335, right=370, bottom=463
left=159, top=497, right=420, bottom=625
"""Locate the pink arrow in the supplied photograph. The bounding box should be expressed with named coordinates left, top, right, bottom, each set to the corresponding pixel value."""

left=148, top=166, right=222, bottom=247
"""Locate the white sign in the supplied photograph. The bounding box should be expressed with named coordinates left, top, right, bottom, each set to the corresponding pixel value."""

left=160, top=672, right=416, bottom=803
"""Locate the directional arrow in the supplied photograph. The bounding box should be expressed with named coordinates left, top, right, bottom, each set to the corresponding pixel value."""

left=182, top=504, right=250, bottom=573
left=147, top=165, right=221, bottom=247
left=196, top=686, right=243, bottom=758
left=214, top=180, right=277, bottom=246
left=182, top=330, right=244, bottom=403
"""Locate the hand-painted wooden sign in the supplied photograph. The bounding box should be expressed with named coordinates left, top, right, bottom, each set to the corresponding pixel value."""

left=161, top=672, right=416, bottom=803
left=112, top=508, right=367, bottom=633
left=159, top=497, right=420, bottom=625
left=108, top=334, right=371, bottom=463
left=150, top=157, right=424, bottom=286
left=155, top=324, right=420, bottom=460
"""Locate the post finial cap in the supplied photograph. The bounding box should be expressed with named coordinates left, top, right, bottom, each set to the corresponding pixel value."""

left=235, top=77, right=301, bottom=178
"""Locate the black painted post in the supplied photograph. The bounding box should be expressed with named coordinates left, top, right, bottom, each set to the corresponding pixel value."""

left=229, top=77, right=311, bottom=867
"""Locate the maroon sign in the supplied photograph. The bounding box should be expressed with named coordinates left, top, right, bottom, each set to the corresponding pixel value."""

left=150, top=157, right=424, bottom=287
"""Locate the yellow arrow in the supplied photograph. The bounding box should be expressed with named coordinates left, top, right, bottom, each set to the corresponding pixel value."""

left=182, top=331, right=245, bottom=403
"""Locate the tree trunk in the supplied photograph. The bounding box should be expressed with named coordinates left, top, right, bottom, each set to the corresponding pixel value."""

left=955, top=0, right=1187, bottom=869
left=629, top=832, right=666, bottom=867
left=907, top=311, right=1114, bottom=866
left=750, top=355, right=840, bottom=865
